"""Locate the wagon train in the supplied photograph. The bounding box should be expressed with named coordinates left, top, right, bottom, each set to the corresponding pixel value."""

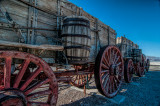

left=0, top=0, right=150, bottom=105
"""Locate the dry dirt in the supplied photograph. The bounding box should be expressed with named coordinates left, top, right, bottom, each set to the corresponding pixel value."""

left=56, top=66, right=160, bottom=106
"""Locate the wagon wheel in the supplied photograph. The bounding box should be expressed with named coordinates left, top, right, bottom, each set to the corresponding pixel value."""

left=140, top=54, right=145, bottom=73
left=146, top=59, right=150, bottom=72
left=0, top=51, right=58, bottom=106
left=138, top=54, right=145, bottom=77
left=135, top=62, right=144, bottom=77
left=70, top=66, right=93, bottom=87
left=94, top=46, right=124, bottom=98
left=124, top=59, right=134, bottom=83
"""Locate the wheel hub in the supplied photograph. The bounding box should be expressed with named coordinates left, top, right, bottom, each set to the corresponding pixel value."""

left=0, top=89, right=27, bottom=106
left=109, top=65, right=118, bottom=75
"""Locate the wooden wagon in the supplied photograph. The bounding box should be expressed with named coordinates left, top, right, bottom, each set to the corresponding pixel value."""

left=116, top=36, right=150, bottom=82
left=0, top=0, right=150, bottom=105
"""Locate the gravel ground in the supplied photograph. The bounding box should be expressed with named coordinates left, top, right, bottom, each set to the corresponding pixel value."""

left=57, top=67, right=160, bottom=106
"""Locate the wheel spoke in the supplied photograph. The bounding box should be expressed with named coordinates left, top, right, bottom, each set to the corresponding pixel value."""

left=106, top=51, right=110, bottom=66
left=103, top=56, right=110, bottom=67
left=116, top=62, right=122, bottom=66
left=25, top=78, right=50, bottom=95
left=108, top=78, right=112, bottom=93
left=73, top=75, right=78, bottom=83
left=105, top=78, right=110, bottom=93
left=102, top=63, right=109, bottom=69
left=113, top=77, right=118, bottom=90
left=13, top=60, right=30, bottom=88
left=4, top=57, right=12, bottom=89
left=109, top=76, right=113, bottom=92
left=101, top=70, right=109, bottom=74
left=110, top=76, right=114, bottom=93
left=20, top=66, right=43, bottom=91
left=114, top=75, right=120, bottom=84
left=111, top=76, right=115, bottom=92
left=103, top=74, right=109, bottom=88
left=113, top=51, right=118, bottom=64
left=101, top=73, right=109, bottom=80
left=115, top=56, right=120, bottom=64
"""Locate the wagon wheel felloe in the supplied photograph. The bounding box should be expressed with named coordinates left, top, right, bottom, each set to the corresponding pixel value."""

left=124, top=59, right=134, bottom=83
left=0, top=51, right=58, bottom=106
left=70, top=66, right=92, bottom=87
left=94, top=46, right=124, bottom=98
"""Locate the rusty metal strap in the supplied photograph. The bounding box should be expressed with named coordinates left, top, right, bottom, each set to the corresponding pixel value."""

left=63, top=23, right=90, bottom=28
left=61, top=34, right=91, bottom=39
left=64, top=18, right=90, bottom=24
left=64, top=46, right=90, bottom=51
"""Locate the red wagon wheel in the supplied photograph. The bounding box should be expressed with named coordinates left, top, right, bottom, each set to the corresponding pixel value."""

left=94, top=46, right=124, bottom=98
left=135, top=62, right=144, bottom=77
left=137, top=55, right=145, bottom=77
left=124, top=59, right=134, bottom=83
left=146, top=59, right=150, bottom=72
left=70, top=66, right=93, bottom=87
left=141, top=54, right=145, bottom=73
left=0, top=51, right=58, bottom=106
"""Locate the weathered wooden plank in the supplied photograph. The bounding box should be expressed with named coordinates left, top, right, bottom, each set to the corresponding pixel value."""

left=37, top=0, right=57, bottom=14
left=0, top=40, right=64, bottom=51
left=0, top=29, right=19, bottom=42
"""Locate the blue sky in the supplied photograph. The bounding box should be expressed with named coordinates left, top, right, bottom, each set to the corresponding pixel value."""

left=68, top=0, right=160, bottom=57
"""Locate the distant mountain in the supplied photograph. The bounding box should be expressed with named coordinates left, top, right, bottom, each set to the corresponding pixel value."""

left=146, top=56, right=160, bottom=61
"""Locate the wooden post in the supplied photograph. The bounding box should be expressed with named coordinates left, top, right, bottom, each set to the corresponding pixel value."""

left=75, top=6, right=78, bottom=16
left=57, top=0, right=61, bottom=31
left=31, top=0, right=38, bottom=45
left=27, top=0, right=32, bottom=44
left=79, top=7, right=83, bottom=16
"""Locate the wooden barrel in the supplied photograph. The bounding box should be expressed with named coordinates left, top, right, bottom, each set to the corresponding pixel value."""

left=62, top=16, right=91, bottom=64
left=131, top=49, right=142, bottom=62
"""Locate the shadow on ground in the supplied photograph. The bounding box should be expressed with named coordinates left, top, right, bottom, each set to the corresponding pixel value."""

left=58, top=70, right=160, bottom=106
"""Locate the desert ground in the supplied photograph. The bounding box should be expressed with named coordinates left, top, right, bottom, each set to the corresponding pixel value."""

left=57, top=62, right=160, bottom=106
